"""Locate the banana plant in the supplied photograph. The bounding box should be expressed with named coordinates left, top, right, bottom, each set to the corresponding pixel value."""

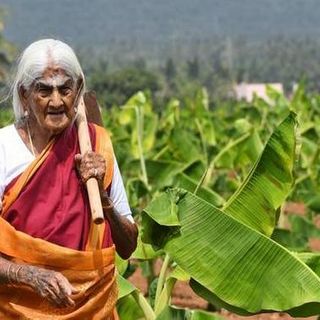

left=116, top=112, right=317, bottom=318
left=139, top=112, right=320, bottom=317
left=101, top=88, right=320, bottom=318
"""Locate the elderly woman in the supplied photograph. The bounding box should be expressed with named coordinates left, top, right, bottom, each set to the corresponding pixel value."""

left=0, top=39, right=138, bottom=319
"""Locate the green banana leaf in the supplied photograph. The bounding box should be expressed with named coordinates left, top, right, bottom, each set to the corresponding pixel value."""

left=117, top=295, right=145, bottom=320
left=127, top=159, right=204, bottom=191
left=116, top=254, right=129, bottom=276
left=155, top=265, right=190, bottom=316
left=298, top=253, right=320, bottom=276
left=212, top=132, right=252, bottom=169
left=132, top=228, right=164, bottom=260
left=234, top=130, right=263, bottom=167
left=145, top=160, right=202, bottom=190
left=306, top=193, right=320, bottom=212
left=169, top=128, right=203, bottom=163
left=289, top=215, right=320, bottom=239
left=130, top=113, right=158, bottom=158
left=271, top=228, right=309, bottom=252
left=173, top=173, right=225, bottom=207
left=118, top=274, right=137, bottom=299
left=222, top=112, right=297, bottom=236
left=117, top=275, right=156, bottom=319
left=229, top=118, right=263, bottom=166
left=142, top=190, right=320, bottom=316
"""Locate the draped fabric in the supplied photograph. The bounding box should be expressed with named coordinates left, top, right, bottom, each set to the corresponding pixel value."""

left=0, top=123, right=119, bottom=319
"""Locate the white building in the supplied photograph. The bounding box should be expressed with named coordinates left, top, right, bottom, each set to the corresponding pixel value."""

left=233, top=83, right=284, bottom=103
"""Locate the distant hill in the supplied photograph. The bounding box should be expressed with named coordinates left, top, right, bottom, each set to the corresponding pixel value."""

left=2, top=0, right=320, bottom=46
left=1, top=0, right=320, bottom=65
left=2, top=1, right=320, bottom=98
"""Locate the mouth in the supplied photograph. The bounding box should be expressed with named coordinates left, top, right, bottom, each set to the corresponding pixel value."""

left=47, top=110, right=65, bottom=116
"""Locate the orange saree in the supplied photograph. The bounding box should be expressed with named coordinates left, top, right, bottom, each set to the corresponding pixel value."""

left=0, top=124, right=119, bottom=319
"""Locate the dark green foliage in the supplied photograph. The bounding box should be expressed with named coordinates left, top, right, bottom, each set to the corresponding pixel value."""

left=88, top=67, right=160, bottom=108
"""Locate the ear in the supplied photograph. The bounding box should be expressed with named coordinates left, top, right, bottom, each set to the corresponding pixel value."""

left=18, top=84, right=29, bottom=110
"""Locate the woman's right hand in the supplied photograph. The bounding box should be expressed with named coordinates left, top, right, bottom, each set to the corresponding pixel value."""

left=18, top=265, right=79, bottom=308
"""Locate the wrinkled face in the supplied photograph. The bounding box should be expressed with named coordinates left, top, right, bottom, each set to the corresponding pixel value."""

left=21, top=66, right=81, bottom=136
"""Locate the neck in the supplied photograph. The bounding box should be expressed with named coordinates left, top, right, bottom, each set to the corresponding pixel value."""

left=16, top=119, right=56, bottom=157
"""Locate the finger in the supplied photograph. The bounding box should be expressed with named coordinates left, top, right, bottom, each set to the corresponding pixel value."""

left=50, top=283, right=74, bottom=308
left=74, top=154, right=82, bottom=171
left=90, top=168, right=96, bottom=176
left=56, top=273, right=80, bottom=297
left=71, top=285, right=80, bottom=294
left=41, top=285, right=66, bottom=308
left=74, top=153, right=82, bottom=162
left=41, top=272, right=68, bottom=299
left=65, top=295, right=76, bottom=307
left=85, top=151, right=95, bottom=159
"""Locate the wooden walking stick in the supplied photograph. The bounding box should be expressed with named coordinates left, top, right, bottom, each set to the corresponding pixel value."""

left=76, top=96, right=104, bottom=225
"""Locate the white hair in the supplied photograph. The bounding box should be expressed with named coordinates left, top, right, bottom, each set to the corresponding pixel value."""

left=12, top=39, right=85, bottom=120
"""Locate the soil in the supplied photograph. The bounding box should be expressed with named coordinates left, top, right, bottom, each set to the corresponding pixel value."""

left=128, top=202, right=320, bottom=319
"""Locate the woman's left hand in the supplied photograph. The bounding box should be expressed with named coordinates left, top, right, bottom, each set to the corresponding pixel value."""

left=74, top=151, right=106, bottom=186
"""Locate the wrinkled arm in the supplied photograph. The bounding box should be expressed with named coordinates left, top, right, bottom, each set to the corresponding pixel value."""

left=0, top=255, right=78, bottom=307
left=101, top=193, right=138, bottom=259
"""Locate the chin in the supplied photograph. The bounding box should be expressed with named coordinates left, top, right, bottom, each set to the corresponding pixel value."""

left=46, top=120, right=73, bottom=135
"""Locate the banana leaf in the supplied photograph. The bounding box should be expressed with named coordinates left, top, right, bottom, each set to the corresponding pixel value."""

left=306, top=194, right=320, bottom=212
left=117, top=295, right=145, bottom=320
left=289, top=215, right=320, bottom=239
left=118, top=274, right=137, bottom=299
left=169, top=128, right=203, bottom=163
left=117, top=275, right=156, bottom=319
left=132, top=228, right=164, bottom=260
left=145, top=160, right=202, bottom=190
left=130, top=113, right=158, bottom=158
left=271, top=228, right=309, bottom=252
left=173, top=173, right=225, bottom=207
left=212, top=132, right=252, bottom=169
left=155, top=265, right=190, bottom=316
left=222, top=112, right=297, bottom=236
left=142, top=190, right=320, bottom=316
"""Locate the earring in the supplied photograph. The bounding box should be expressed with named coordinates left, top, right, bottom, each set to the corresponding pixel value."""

left=74, top=107, right=78, bottom=113
left=23, top=110, right=29, bottom=118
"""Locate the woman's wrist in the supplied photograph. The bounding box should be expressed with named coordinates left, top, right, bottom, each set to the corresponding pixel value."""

left=100, top=190, right=114, bottom=211
left=5, top=263, right=25, bottom=285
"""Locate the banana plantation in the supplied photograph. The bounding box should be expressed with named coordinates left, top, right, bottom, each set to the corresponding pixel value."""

left=100, top=85, right=320, bottom=319
left=1, top=85, right=320, bottom=319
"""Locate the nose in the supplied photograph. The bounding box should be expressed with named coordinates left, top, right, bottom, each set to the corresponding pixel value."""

left=49, top=89, right=64, bottom=108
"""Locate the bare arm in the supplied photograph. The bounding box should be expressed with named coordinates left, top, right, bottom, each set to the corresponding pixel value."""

left=0, top=255, right=78, bottom=307
left=101, top=193, right=138, bottom=259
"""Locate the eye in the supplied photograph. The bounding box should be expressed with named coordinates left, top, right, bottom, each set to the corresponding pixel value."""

left=38, top=87, right=51, bottom=97
left=60, top=86, right=73, bottom=96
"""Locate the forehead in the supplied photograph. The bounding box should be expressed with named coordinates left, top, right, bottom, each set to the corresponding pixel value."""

left=34, top=66, right=73, bottom=86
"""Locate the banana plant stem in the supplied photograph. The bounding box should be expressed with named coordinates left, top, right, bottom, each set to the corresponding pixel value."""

left=135, top=106, right=150, bottom=190
left=154, top=254, right=171, bottom=309
left=194, top=167, right=208, bottom=195
left=132, top=291, right=156, bottom=320
left=153, top=145, right=169, bottom=160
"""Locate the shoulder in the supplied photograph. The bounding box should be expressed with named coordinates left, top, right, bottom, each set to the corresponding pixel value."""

left=0, top=124, right=17, bottom=145
left=0, top=124, right=16, bottom=135
left=89, top=123, right=114, bottom=152
left=90, top=123, right=112, bottom=139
